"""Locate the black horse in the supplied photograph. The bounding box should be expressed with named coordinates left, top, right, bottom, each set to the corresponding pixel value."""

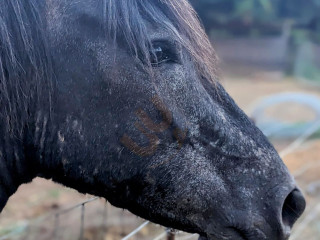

left=0, top=0, right=305, bottom=239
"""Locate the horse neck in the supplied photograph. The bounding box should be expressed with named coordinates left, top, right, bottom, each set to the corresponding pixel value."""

left=0, top=119, right=42, bottom=212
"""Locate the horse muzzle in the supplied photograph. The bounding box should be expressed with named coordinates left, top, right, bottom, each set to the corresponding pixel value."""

left=197, top=188, right=305, bottom=240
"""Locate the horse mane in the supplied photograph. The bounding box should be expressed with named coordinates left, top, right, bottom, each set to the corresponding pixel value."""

left=0, top=0, right=52, bottom=137
left=104, top=0, right=219, bottom=82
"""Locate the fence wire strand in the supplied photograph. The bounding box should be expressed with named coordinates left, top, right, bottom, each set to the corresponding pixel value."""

left=79, top=204, right=85, bottom=240
left=290, top=203, right=320, bottom=240
left=279, top=120, right=320, bottom=158
left=52, top=214, right=59, bottom=240
left=121, top=221, right=150, bottom=240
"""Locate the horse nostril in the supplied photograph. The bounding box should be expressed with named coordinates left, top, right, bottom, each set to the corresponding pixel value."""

left=282, top=189, right=306, bottom=229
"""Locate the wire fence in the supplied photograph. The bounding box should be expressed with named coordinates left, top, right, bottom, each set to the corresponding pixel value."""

left=1, top=110, right=320, bottom=240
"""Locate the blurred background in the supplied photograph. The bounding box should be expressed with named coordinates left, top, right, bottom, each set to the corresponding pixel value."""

left=191, top=0, right=320, bottom=80
left=1, top=0, right=320, bottom=239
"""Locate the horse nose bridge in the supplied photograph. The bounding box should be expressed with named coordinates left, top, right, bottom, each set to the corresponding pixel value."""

left=196, top=103, right=263, bottom=145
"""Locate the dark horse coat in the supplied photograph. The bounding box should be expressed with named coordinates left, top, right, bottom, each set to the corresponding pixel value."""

left=0, top=0, right=305, bottom=239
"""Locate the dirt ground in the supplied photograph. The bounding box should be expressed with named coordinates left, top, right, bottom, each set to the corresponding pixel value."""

left=1, top=76, right=320, bottom=240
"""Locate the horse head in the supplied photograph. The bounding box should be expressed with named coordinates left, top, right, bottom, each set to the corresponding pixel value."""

left=0, top=0, right=305, bottom=239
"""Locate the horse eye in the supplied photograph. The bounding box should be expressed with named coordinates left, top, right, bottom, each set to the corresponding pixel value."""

left=150, top=45, right=173, bottom=67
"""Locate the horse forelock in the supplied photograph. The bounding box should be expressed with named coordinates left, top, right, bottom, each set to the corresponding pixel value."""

left=104, top=0, right=219, bottom=82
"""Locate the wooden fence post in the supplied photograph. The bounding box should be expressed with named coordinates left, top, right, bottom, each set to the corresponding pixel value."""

left=166, top=229, right=176, bottom=240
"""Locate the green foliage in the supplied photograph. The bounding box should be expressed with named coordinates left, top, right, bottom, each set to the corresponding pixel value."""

left=234, top=0, right=273, bottom=19
left=190, top=0, right=320, bottom=35
left=190, top=0, right=320, bottom=80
